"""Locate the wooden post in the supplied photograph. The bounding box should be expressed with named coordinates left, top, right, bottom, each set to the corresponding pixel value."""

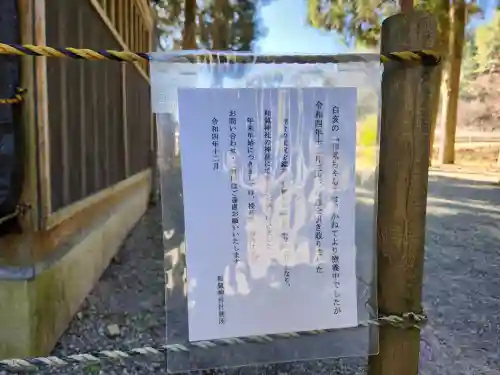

left=18, top=0, right=39, bottom=230
left=122, top=64, right=130, bottom=177
left=367, top=11, right=438, bottom=375
left=34, top=0, right=52, bottom=227
left=437, top=0, right=466, bottom=164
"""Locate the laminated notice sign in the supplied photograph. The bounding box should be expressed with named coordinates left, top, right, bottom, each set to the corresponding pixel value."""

left=177, top=88, right=358, bottom=342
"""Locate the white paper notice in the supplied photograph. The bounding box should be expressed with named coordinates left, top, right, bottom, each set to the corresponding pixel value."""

left=177, top=88, right=358, bottom=342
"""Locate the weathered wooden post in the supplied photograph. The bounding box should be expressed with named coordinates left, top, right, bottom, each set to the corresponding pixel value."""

left=367, top=10, right=438, bottom=375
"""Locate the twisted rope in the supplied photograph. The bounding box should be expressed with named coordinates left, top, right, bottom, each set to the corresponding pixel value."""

left=0, top=42, right=433, bottom=374
left=0, top=204, right=30, bottom=226
left=0, top=43, right=441, bottom=65
left=0, top=88, right=26, bottom=105
left=0, top=312, right=426, bottom=373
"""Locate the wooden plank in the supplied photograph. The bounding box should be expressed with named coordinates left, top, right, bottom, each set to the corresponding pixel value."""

left=45, top=169, right=150, bottom=230
left=132, top=4, right=137, bottom=52
left=122, top=64, right=130, bottom=177
left=118, top=0, right=124, bottom=35
left=124, top=0, right=130, bottom=47
left=110, top=0, right=116, bottom=25
left=18, top=0, right=38, bottom=230
left=78, top=3, right=87, bottom=198
left=103, top=65, right=111, bottom=188
left=41, top=0, right=153, bottom=227
left=88, top=0, right=149, bottom=82
left=133, top=0, right=154, bottom=32
left=34, top=0, right=52, bottom=225
left=367, top=11, right=438, bottom=375
left=58, top=2, right=70, bottom=206
left=138, top=19, right=142, bottom=54
left=91, top=45, right=100, bottom=195
left=19, top=169, right=152, bottom=266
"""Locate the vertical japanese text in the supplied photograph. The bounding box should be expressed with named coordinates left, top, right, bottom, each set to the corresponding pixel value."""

left=264, top=109, right=273, bottom=251
left=217, top=275, right=225, bottom=324
left=331, top=104, right=342, bottom=315
left=229, top=110, right=240, bottom=264
left=280, top=118, right=291, bottom=285
left=247, top=117, right=257, bottom=260
left=212, top=118, right=220, bottom=170
left=314, top=101, right=325, bottom=274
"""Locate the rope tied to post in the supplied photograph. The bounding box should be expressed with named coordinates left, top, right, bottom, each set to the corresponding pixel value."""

left=0, top=87, right=26, bottom=105
left=0, top=311, right=426, bottom=373
left=0, top=24, right=435, bottom=373
left=0, top=43, right=441, bottom=65
left=0, top=204, right=31, bottom=226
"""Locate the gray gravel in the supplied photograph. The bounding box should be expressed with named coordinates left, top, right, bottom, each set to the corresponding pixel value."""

left=420, top=174, right=500, bottom=375
left=33, top=172, right=500, bottom=375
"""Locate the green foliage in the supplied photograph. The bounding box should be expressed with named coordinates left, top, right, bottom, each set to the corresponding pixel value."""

left=153, top=0, right=184, bottom=49
left=357, top=89, right=379, bottom=120
left=460, top=30, right=479, bottom=95
left=474, top=11, right=500, bottom=72
left=357, top=114, right=378, bottom=167
left=198, top=0, right=263, bottom=50
left=462, top=31, right=478, bottom=76
left=306, top=0, right=481, bottom=48
left=307, top=0, right=399, bottom=47
left=358, top=114, right=378, bottom=146
left=154, top=0, right=266, bottom=51
left=459, top=10, right=500, bottom=98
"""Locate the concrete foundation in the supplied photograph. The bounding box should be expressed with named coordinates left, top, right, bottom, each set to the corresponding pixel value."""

left=0, top=170, right=152, bottom=358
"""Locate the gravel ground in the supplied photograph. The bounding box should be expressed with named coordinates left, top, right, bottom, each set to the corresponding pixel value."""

left=32, top=171, right=500, bottom=375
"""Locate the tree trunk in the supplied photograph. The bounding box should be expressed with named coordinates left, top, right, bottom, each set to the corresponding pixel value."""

left=438, top=0, right=466, bottom=164
left=212, top=0, right=230, bottom=50
left=151, top=4, right=166, bottom=51
left=428, top=0, right=450, bottom=165
left=182, top=0, right=197, bottom=49
left=429, top=62, right=443, bottom=164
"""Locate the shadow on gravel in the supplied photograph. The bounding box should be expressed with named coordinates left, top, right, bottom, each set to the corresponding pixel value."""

left=161, top=168, right=500, bottom=375
left=421, top=175, right=500, bottom=375
left=39, top=166, right=500, bottom=375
